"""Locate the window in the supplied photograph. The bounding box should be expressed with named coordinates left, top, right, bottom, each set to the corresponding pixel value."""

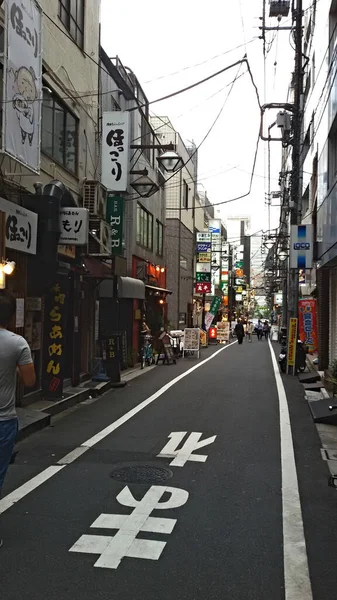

left=59, top=0, right=84, bottom=48
left=156, top=220, right=163, bottom=256
left=183, top=180, right=189, bottom=209
left=41, top=89, right=78, bottom=174
left=137, top=203, right=153, bottom=250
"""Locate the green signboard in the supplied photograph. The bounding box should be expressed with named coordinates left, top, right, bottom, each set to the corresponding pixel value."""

left=196, top=272, right=211, bottom=283
left=106, top=194, right=124, bottom=255
left=210, top=296, right=221, bottom=314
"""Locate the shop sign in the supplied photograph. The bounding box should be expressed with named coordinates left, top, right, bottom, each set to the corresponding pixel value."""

left=236, top=270, right=244, bottom=277
left=3, top=0, right=42, bottom=173
left=106, top=194, right=124, bottom=255
left=195, top=282, right=211, bottom=294
left=208, top=219, right=221, bottom=234
left=196, top=242, right=211, bottom=252
left=217, top=321, right=230, bottom=342
left=235, top=293, right=243, bottom=301
left=26, top=297, right=41, bottom=311
left=290, top=225, right=313, bottom=269
left=220, top=282, right=228, bottom=294
left=196, top=232, right=211, bottom=243
left=58, top=244, right=76, bottom=259
left=102, top=111, right=130, bottom=191
left=0, top=197, right=37, bottom=254
left=196, top=262, right=211, bottom=273
left=198, top=252, right=211, bottom=263
left=287, top=318, right=298, bottom=368
left=59, top=208, right=89, bottom=245
left=183, top=328, right=200, bottom=356
left=42, top=276, right=69, bottom=398
left=196, top=272, right=211, bottom=283
left=298, top=299, right=318, bottom=353
left=200, top=329, right=207, bottom=347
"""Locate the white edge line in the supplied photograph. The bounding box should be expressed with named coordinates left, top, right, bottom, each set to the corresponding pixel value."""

left=268, top=339, right=313, bottom=600
left=81, top=341, right=237, bottom=449
left=0, top=342, right=236, bottom=514
left=0, top=465, right=65, bottom=515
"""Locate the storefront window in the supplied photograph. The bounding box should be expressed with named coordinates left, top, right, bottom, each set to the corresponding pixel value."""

left=136, top=203, right=153, bottom=250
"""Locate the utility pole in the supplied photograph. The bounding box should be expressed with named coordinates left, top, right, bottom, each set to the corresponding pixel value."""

left=287, top=0, right=303, bottom=372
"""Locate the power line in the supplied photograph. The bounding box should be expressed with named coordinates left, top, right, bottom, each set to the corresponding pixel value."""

left=144, top=38, right=259, bottom=84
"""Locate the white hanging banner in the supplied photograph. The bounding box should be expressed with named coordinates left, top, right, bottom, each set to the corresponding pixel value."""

left=3, top=0, right=42, bottom=173
left=102, top=111, right=130, bottom=191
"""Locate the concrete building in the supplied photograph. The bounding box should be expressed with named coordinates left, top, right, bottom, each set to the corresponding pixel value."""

left=150, top=117, right=203, bottom=329
left=0, top=0, right=101, bottom=401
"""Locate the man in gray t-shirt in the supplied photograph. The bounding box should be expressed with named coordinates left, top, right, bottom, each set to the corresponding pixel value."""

left=0, top=291, right=36, bottom=528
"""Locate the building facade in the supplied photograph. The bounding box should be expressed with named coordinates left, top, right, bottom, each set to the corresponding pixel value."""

left=0, top=0, right=101, bottom=401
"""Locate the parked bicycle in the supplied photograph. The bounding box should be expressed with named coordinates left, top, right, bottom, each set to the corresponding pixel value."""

left=140, top=334, right=154, bottom=369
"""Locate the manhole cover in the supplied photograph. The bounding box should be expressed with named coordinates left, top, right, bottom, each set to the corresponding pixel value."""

left=110, top=464, right=173, bottom=484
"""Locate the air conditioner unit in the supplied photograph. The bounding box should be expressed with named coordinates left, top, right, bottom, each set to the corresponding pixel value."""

left=83, top=180, right=107, bottom=218
left=88, top=218, right=112, bottom=255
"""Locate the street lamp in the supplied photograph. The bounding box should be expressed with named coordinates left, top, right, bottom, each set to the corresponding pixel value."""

left=130, top=174, right=159, bottom=198
left=264, top=238, right=274, bottom=249
left=279, top=250, right=288, bottom=262
left=157, top=150, right=184, bottom=173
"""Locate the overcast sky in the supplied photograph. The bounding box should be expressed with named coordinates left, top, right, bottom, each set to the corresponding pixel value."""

left=101, top=0, right=294, bottom=238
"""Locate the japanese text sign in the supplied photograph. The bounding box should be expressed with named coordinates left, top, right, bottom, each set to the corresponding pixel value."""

left=0, top=196, right=37, bottom=254
left=4, top=0, right=42, bottom=172
left=298, top=299, right=318, bottom=353
left=198, top=252, right=211, bottom=263
left=196, top=242, right=211, bottom=253
left=196, top=232, right=211, bottom=243
left=59, top=208, right=89, bottom=245
left=42, top=277, right=69, bottom=398
left=102, top=111, right=130, bottom=191
left=106, top=194, right=124, bottom=255
left=287, top=318, right=298, bottom=368
left=195, top=282, right=211, bottom=294
left=196, top=272, right=211, bottom=283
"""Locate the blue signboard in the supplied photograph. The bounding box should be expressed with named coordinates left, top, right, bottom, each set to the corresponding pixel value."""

left=196, top=242, right=211, bottom=253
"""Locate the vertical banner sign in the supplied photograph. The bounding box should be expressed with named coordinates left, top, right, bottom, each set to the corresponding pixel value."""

left=42, top=277, right=69, bottom=398
left=102, top=112, right=130, bottom=191
left=209, top=219, right=221, bottom=286
left=4, top=0, right=42, bottom=173
left=106, top=194, right=124, bottom=254
left=290, top=225, right=313, bottom=270
left=204, top=296, right=221, bottom=330
left=298, top=298, right=318, bottom=353
left=287, top=318, right=298, bottom=369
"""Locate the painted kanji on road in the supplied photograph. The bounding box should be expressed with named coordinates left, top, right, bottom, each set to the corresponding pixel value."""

left=158, top=432, right=217, bottom=467
left=69, top=485, right=189, bottom=569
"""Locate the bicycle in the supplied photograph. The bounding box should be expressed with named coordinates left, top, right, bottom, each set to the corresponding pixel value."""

left=140, top=334, right=154, bottom=369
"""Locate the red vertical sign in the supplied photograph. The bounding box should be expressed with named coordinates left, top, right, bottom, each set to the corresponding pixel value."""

left=298, top=298, right=318, bottom=353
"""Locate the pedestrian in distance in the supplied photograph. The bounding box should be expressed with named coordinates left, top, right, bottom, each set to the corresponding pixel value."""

left=264, top=320, right=270, bottom=340
left=234, top=320, right=245, bottom=345
left=0, top=290, right=36, bottom=547
left=257, top=319, right=263, bottom=340
left=246, top=321, right=254, bottom=343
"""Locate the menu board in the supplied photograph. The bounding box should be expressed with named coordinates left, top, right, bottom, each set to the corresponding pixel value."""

left=183, top=328, right=200, bottom=357
left=157, top=333, right=176, bottom=365
left=217, top=322, right=230, bottom=342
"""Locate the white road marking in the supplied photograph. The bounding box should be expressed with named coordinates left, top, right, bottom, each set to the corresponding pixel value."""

left=70, top=485, right=189, bottom=569
left=57, top=446, right=89, bottom=465
left=0, top=466, right=65, bottom=515
left=268, top=339, right=313, bottom=600
left=158, top=431, right=217, bottom=467
left=0, top=342, right=236, bottom=514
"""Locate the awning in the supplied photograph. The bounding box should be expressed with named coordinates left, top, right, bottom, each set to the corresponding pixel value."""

left=83, top=257, right=112, bottom=279
left=118, top=276, right=145, bottom=300
left=145, top=284, right=172, bottom=295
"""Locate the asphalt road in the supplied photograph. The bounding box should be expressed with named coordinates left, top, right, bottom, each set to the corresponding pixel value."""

left=1, top=339, right=337, bottom=600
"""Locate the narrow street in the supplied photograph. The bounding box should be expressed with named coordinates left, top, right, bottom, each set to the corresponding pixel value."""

left=1, top=340, right=336, bottom=600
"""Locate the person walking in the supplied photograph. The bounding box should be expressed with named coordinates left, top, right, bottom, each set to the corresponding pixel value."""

left=246, top=321, right=254, bottom=343
left=264, top=320, right=270, bottom=340
left=0, top=290, right=36, bottom=547
left=257, top=319, right=263, bottom=341
left=234, top=320, right=245, bottom=345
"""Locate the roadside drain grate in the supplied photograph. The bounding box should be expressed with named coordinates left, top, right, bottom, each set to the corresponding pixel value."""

left=321, top=448, right=337, bottom=461
left=110, top=464, right=173, bottom=484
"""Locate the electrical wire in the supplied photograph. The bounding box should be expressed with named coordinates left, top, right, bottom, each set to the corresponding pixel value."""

left=144, top=38, right=259, bottom=84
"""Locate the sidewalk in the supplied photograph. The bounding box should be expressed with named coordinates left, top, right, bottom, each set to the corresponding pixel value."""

left=17, top=363, right=156, bottom=441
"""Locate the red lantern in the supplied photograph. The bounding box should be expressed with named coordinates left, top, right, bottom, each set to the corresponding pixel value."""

left=209, top=326, right=217, bottom=339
